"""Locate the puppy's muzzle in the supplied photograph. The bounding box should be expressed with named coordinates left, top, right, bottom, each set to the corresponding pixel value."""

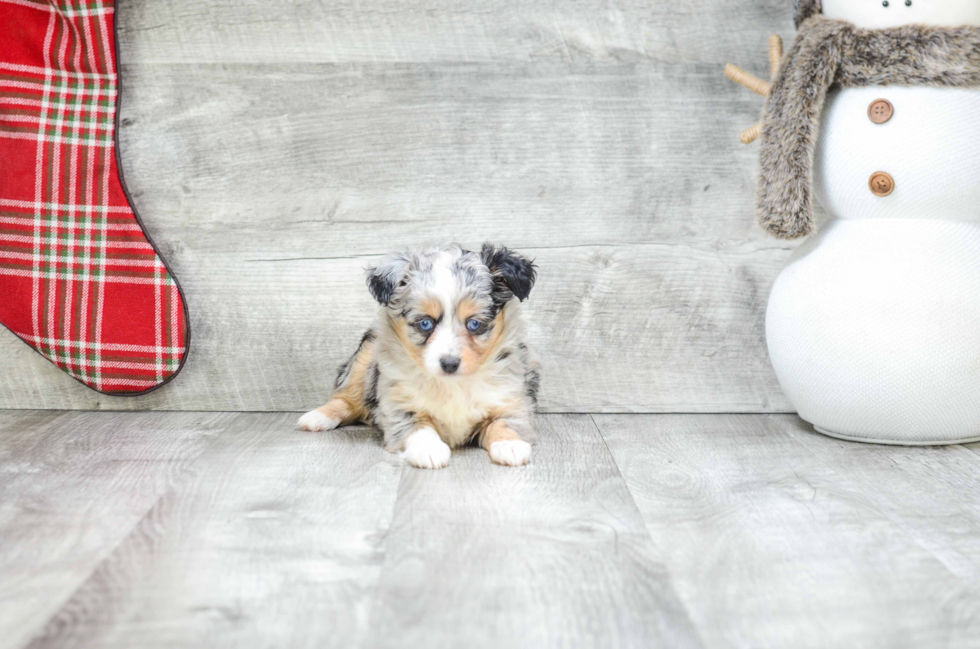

left=439, top=356, right=461, bottom=375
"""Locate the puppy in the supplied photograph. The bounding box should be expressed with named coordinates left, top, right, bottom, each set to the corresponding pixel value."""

left=298, top=243, right=541, bottom=469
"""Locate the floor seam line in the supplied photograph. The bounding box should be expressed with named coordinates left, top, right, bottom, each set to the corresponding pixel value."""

left=773, top=414, right=971, bottom=585
left=586, top=413, right=709, bottom=649
left=357, top=453, right=411, bottom=649
left=18, top=412, right=240, bottom=648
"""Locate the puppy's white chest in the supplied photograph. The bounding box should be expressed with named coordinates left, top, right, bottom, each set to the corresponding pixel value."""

left=410, top=375, right=516, bottom=447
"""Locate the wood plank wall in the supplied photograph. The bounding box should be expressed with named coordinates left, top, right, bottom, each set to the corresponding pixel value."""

left=0, top=0, right=805, bottom=412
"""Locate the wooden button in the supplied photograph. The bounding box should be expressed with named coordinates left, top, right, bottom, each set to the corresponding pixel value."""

left=868, top=99, right=893, bottom=124
left=869, top=171, right=895, bottom=197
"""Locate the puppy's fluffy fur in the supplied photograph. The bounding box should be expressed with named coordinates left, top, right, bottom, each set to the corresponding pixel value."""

left=298, top=243, right=541, bottom=469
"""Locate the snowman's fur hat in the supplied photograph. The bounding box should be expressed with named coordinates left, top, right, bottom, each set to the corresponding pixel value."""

left=758, top=15, right=980, bottom=239
left=794, top=0, right=822, bottom=27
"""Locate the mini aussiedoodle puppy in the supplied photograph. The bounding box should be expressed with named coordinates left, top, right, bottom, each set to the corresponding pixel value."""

left=298, top=243, right=540, bottom=469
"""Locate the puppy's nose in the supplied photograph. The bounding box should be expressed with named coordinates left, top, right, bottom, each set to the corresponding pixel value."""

left=440, top=356, right=461, bottom=374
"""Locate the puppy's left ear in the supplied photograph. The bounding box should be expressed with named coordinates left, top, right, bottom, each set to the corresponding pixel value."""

left=481, top=243, right=537, bottom=304
left=365, top=253, right=412, bottom=307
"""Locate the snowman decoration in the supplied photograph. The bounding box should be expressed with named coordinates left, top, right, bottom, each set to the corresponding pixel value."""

left=727, top=0, right=980, bottom=444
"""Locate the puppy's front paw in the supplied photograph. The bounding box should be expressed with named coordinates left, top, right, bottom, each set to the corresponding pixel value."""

left=489, top=439, right=532, bottom=467
left=402, top=427, right=451, bottom=469
left=297, top=409, right=340, bottom=432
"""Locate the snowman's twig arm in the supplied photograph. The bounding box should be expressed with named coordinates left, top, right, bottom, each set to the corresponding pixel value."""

left=769, top=35, right=783, bottom=79
left=724, top=64, right=771, bottom=97
left=740, top=123, right=763, bottom=145
left=725, top=34, right=784, bottom=145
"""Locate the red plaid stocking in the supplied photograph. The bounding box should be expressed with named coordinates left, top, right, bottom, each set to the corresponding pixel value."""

left=0, top=0, right=189, bottom=394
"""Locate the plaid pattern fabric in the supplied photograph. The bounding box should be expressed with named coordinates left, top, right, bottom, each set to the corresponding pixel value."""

left=0, top=0, right=189, bottom=394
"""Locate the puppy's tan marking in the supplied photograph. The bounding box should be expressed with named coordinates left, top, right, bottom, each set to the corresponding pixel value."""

left=314, top=399, right=355, bottom=424
left=456, top=297, right=482, bottom=323
left=391, top=317, right=426, bottom=366
left=419, top=297, right=443, bottom=322
left=462, top=312, right=509, bottom=371
left=306, top=337, right=376, bottom=425
left=483, top=313, right=510, bottom=357
left=413, top=411, right=440, bottom=437
left=480, top=418, right=532, bottom=466
left=478, top=419, right=525, bottom=449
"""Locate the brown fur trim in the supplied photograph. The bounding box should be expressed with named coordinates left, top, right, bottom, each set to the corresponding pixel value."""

left=759, top=16, right=980, bottom=239
left=794, top=0, right=821, bottom=28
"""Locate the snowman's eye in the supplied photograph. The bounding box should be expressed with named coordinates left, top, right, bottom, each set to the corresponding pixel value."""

left=882, top=0, right=889, bottom=6
left=905, top=0, right=912, bottom=5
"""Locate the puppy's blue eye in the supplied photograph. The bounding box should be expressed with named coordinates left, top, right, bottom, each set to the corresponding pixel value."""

left=467, top=319, right=483, bottom=333
left=417, top=318, right=434, bottom=332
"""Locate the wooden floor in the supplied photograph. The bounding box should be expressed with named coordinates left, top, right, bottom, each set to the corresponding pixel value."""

left=3, top=412, right=980, bottom=648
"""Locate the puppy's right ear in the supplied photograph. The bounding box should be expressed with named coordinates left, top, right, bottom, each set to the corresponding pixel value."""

left=365, top=253, right=411, bottom=306
left=481, top=243, right=537, bottom=305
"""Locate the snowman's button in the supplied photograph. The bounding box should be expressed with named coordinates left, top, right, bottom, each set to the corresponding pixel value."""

left=868, top=99, right=894, bottom=124
left=869, top=171, right=895, bottom=197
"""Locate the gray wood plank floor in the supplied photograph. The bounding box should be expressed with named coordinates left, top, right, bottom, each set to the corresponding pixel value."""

left=4, top=411, right=980, bottom=648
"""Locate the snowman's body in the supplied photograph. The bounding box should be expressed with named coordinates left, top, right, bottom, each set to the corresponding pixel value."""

left=814, top=87, right=980, bottom=224
left=764, top=3, right=980, bottom=444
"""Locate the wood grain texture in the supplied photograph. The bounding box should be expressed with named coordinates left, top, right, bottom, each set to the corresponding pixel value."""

left=0, top=0, right=802, bottom=411
left=24, top=414, right=402, bottom=649
left=7, top=411, right=980, bottom=648
left=119, top=0, right=791, bottom=65
left=786, top=422, right=980, bottom=648
left=594, top=413, right=980, bottom=649
left=365, top=414, right=702, bottom=649
left=0, top=411, right=234, bottom=649
left=0, top=241, right=793, bottom=412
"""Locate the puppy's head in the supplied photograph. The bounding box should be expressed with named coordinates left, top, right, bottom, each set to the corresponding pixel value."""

left=366, top=243, right=536, bottom=378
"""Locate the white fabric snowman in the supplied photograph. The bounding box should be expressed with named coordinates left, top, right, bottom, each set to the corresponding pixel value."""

left=743, top=1, right=980, bottom=444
